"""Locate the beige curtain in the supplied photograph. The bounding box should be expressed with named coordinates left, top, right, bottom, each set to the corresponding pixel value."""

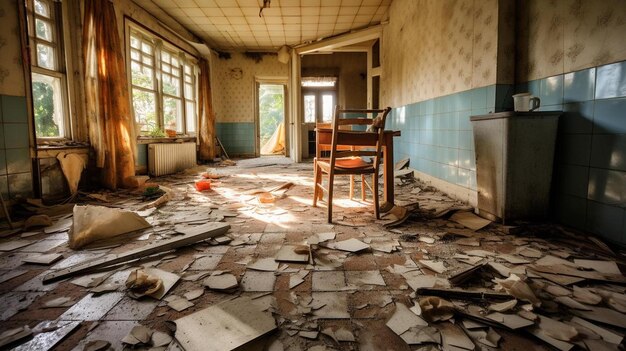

left=198, top=58, right=216, bottom=161
left=83, top=0, right=136, bottom=189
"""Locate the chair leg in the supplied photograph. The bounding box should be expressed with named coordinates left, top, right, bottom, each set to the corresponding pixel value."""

left=313, top=161, right=319, bottom=207
left=327, top=173, right=334, bottom=223
left=317, top=167, right=324, bottom=201
left=349, top=175, right=355, bottom=200
left=361, top=175, right=366, bottom=201
left=373, top=173, right=380, bottom=219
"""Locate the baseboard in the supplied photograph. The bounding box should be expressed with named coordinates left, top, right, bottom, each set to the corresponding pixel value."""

left=411, top=168, right=478, bottom=208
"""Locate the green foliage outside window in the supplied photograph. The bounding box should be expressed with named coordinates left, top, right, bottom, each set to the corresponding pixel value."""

left=33, top=81, right=60, bottom=137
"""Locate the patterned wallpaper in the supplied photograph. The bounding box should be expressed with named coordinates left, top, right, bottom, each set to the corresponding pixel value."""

left=212, top=52, right=288, bottom=123
left=0, top=0, right=26, bottom=97
left=517, top=0, right=626, bottom=82
left=381, top=0, right=502, bottom=107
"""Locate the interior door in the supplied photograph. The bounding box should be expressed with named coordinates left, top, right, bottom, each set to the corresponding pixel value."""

left=302, top=89, right=336, bottom=158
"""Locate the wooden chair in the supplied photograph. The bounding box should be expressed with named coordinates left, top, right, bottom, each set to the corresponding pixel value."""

left=313, top=106, right=391, bottom=223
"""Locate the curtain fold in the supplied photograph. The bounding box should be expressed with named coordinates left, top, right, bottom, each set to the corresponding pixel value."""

left=198, top=58, right=216, bottom=161
left=83, top=0, right=136, bottom=189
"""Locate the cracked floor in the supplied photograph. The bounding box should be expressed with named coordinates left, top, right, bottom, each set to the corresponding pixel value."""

left=0, top=158, right=624, bottom=350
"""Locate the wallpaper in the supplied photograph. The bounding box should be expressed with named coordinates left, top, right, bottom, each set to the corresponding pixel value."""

left=212, top=52, right=288, bottom=123
left=516, top=0, right=626, bottom=82
left=0, top=0, right=26, bottom=97
left=381, top=0, right=503, bottom=107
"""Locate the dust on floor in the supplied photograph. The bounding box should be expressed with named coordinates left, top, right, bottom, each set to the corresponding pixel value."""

left=0, top=158, right=623, bottom=351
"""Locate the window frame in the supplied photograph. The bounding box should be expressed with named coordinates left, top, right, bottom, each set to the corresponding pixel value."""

left=126, top=23, right=199, bottom=138
left=26, top=0, right=72, bottom=141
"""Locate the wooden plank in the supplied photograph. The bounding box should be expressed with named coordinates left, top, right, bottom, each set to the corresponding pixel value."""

left=43, top=223, right=230, bottom=284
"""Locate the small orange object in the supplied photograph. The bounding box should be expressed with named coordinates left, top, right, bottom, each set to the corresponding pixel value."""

left=195, top=179, right=211, bottom=191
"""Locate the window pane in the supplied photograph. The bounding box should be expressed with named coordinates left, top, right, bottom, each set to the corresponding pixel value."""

left=131, top=62, right=154, bottom=89
left=172, top=67, right=180, bottom=77
left=304, top=95, right=316, bottom=123
left=142, top=56, right=152, bottom=65
left=132, top=89, right=156, bottom=133
left=141, top=42, right=152, bottom=54
left=35, top=18, right=52, bottom=41
left=32, top=72, right=64, bottom=138
left=184, top=64, right=192, bottom=75
left=162, top=74, right=180, bottom=96
left=185, top=83, right=193, bottom=98
left=186, top=101, right=196, bottom=133
left=162, top=51, right=171, bottom=62
left=163, top=97, right=183, bottom=133
left=130, top=35, right=140, bottom=49
left=322, top=94, right=334, bottom=122
left=34, top=0, right=50, bottom=17
left=172, top=57, right=179, bottom=67
left=37, top=43, right=55, bottom=70
left=130, top=49, right=140, bottom=61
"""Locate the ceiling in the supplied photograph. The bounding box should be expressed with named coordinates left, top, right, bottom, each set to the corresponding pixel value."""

left=142, top=0, right=391, bottom=51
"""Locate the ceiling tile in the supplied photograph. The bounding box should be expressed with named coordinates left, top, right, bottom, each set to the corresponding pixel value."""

left=147, top=0, right=389, bottom=50
left=281, top=7, right=300, bottom=16
left=320, top=6, right=339, bottom=15
left=221, top=7, right=244, bottom=16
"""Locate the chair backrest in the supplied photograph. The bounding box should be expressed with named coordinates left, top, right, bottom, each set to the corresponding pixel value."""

left=328, top=106, right=392, bottom=170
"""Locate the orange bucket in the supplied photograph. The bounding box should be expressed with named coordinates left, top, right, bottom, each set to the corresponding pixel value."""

left=195, top=179, right=211, bottom=191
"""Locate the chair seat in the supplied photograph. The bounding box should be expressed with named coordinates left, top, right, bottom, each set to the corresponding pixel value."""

left=317, top=157, right=373, bottom=171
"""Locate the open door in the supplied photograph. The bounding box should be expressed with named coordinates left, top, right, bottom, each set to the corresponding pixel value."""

left=257, top=83, right=286, bottom=156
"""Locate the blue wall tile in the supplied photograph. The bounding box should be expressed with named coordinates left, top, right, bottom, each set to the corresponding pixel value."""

left=555, top=194, right=587, bottom=230
left=556, top=134, right=591, bottom=166
left=596, top=61, right=626, bottom=99
left=561, top=102, right=593, bottom=134
left=540, top=76, right=564, bottom=106
left=0, top=175, right=7, bottom=198
left=586, top=200, right=624, bottom=243
left=136, top=144, right=148, bottom=167
left=6, top=147, right=30, bottom=174
left=593, top=98, right=626, bottom=134
left=0, top=150, right=6, bottom=176
left=3, top=123, right=29, bottom=149
left=0, top=96, right=27, bottom=123
left=8, top=172, right=32, bottom=198
left=555, top=164, right=589, bottom=198
left=587, top=167, right=626, bottom=205
left=564, top=68, right=595, bottom=102
left=590, top=134, right=626, bottom=171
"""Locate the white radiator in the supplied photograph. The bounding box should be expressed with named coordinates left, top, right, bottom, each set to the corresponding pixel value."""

left=148, top=142, right=197, bottom=176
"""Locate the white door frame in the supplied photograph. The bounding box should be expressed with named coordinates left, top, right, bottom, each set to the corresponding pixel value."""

left=254, top=76, right=289, bottom=157
left=290, top=25, right=383, bottom=161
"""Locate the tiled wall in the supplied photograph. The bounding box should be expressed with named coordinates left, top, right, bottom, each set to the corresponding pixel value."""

left=0, top=95, right=33, bottom=199
left=216, top=122, right=255, bottom=156
left=520, top=60, right=626, bottom=244
left=388, top=84, right=511, bottom=193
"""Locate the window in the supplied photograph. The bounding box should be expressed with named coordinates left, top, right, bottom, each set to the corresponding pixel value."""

left=129, top=28, right=198, bottom=136
left=26, top=0, right=69, bottom=139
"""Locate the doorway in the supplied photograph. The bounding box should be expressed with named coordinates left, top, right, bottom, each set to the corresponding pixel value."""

left=257, top=83, right=286, bottom=156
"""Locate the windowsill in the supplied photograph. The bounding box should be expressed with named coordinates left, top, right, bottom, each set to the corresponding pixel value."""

left=36, top=140, right=90, bottom=149
left=137, top=136, right=197, bottom=144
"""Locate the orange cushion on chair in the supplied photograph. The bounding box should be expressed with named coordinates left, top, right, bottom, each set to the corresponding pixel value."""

left=317, top=157, right=372, bottom=170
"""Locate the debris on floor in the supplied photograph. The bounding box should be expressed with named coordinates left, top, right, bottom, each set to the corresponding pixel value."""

left=0, top=159, right=624, bottom=351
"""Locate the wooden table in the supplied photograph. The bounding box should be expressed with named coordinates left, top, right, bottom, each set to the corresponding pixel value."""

left=315, top=127, right=401, bottom=209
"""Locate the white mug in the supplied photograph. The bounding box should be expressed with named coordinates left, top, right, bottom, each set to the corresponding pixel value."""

left=513, top=93, right=540, bottom=112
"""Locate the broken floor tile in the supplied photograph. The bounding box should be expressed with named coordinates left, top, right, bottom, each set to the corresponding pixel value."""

left=103, top=296, right=158, bottom=320
left=345, top=270, right=386, bottom=286
left=59, top=292, right=124, bottom=321
left=311, top=292, right=350, bottom=319
left=0, top=291, right=45, bottom=320
left=312, top=271, right=347, bottom=291
left=241, top=271, right=276, bottom=292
